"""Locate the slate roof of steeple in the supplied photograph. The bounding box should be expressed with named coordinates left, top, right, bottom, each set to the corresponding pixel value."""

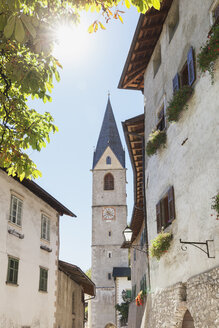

left=93, top=98, right=125, bottom=169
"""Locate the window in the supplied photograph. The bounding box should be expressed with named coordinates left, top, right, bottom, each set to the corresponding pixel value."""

left=41, top=214, right=50, bottom=241
left=156, top=186, right=175, bottom=233
left=7, top=256, right=19, bottom=284
left=213, top=3, right=219, bottom=24
left=108, top=231, right=111, bottom=237
left=106, top=156, right=111, bottom=164
left=72, top=292, right=75, bottom=314
left=72, top=319, right=75, bottom=328
left=133, top=249, right=136, bottom=261
left=104, top=173, right=114, bottom=190
left=153, top=44, right=161, bottom=77
left=172, top=47, right=195, bottom=93
left=9, top=195, right=23, bottom=226
left=156, top=105, right=166, bottom=131
left=131, top=284, right=136, bottom=300
left=140, top=274, right=147, bottom=291
left=108, top=273, right=112, bottom=280
left=39, top=267, right=48, bottom=292
left=168, top=0, right=179, bottom=42
left=108, top=251, right=112, bottom=258
left=210, top=0, right=219, bottom=25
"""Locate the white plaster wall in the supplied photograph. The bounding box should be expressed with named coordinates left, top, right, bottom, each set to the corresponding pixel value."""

left=116, top=277, right=131, bottom=328
left=0, top=170, right=58, bottom=328
left=116, top=277, right=131, bottom=305
left=143, top=0, right=219, bottom=291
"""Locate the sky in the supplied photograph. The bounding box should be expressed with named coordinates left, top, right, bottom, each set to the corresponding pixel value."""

left=29, top=7, right=144, bottom=272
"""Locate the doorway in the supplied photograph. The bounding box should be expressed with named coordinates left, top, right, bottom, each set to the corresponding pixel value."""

left=182, top=310, right=195, bottom=328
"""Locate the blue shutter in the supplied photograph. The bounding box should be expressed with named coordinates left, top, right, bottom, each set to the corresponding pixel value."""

left=187, top=47, right=195, bottom=85
left=172, top=73, right=179, bottom=93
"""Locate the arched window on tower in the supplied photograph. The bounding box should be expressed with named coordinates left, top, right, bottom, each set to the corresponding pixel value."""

left=104, top=173, right=114, bottom=190
left=106, top=156, right=111, bottom=164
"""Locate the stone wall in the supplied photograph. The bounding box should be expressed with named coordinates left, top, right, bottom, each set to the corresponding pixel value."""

left=144, top=267, right=219, bottom=328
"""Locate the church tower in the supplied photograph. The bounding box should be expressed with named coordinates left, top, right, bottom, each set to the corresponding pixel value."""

left=90, top=98, right=129, bottom=328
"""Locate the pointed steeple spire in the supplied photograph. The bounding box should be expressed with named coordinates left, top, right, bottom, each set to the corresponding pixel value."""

left=93, top=98, right=125, bottom=169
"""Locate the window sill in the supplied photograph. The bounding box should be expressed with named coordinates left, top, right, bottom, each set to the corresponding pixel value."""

left=8, top=221, right=22, bottom=229
left=38, top=290, right=48, bottom=293
left=6, top=281, right=19, bottom=286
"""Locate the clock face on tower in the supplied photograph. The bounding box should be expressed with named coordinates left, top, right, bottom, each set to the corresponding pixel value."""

left=102, top=207, right=116, bottom=220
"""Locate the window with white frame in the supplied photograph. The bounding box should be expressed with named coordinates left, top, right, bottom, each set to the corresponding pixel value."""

left=210, top=0, right=219, bottom=26
left=41, top=214, right=50, bottom=241
left=10, top=195, right=23, bottom=226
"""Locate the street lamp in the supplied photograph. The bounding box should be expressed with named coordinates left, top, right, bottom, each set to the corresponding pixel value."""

left=122, top=226, right=147, bottom=254
left=123, top=226, right=133, bottom=243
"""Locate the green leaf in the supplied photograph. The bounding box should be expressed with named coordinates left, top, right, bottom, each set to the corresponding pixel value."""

left=15, top=17, right=25, bottom=43
left=54, top=70, right=60, bottom=82
left=0, top=14, right=7, bottom=32
left=4, top=16, right=15, bottom=39
left=21, top=14, right=36, bottom=39
left=118, top=15, right=123, bottom=24
left=99, top=22, right=106, bottom=30
left=125, top=0, right=131, bottom=9
left=88, top=23, right=94, bottom=33
left=152, top=0, right=160, bottom=10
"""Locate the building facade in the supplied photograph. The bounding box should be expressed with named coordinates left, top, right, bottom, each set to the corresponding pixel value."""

left=119, top=0, right=219, bottom=327
left=57, top=261, right=95, bottom=328
left=90, top=99, right=129, bottom=328
left=0, top=169, right=75, bottom=328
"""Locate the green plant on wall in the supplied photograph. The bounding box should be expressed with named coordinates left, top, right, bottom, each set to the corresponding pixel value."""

left=166, top=85, right=193, bottom=122
left=146, top=130, right=167, bottom=157
left=149, top=231, right=172, bottom=260
left=115, top=290, right=131, bottom=325
left=197, top=24, right=219, bottom=84
left=211, top=193, right=219, bottom=219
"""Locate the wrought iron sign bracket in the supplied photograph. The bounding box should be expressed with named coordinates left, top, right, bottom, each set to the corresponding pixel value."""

left=132, top=245, right=148, bottom=254
left=179, top=239, right=215, bottom=258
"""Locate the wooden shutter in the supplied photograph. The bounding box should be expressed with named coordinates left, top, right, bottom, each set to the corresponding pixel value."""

left=187, top=47, right=195, bottom=85
left=156, top=201, right=162, bottom=233
left=172, top=73, right=180, bottom=93
left=168, top=186, right=175, bottom=222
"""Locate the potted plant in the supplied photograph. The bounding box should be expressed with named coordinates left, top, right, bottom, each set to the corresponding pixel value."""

left=166, top=85, right=193, bottom=122
left=149, top=231, right=173, bottom=260
left=197, top=24, right=219, bottom=84
left=135, top=289, right=147, bottom=306
left=146, top=129, right=167, bottom=156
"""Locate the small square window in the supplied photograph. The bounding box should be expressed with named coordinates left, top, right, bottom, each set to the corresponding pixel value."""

left=9, top=195, right=23, bottom=226
left=7, top=257, right=19, bottom=285
left=180, top=63, right=189, bottom=87
left=72, top=292, right=75, bottom=314
left=156, top=186, right=175, bottom=233
left=168, top=0, right=179, bottom=42
left=39, top=267, right=48, bottom=292
left=41, top=215, right=50, bottom=241
left=156, top=105, right=166, bottom=131
left=153, top=44, right=161, bottom=77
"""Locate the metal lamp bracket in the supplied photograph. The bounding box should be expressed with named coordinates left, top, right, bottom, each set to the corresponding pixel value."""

left=179, top=239, right=215, bottom=258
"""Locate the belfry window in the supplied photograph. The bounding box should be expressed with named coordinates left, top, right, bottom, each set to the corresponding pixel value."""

left=106, top=156, right=111, bottom=164
left=104, top=173, right=114, bottom=190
